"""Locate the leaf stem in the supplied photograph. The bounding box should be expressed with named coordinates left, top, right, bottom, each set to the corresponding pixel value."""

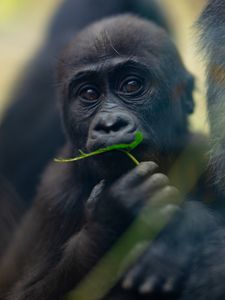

left=54, top=150, right=104, bottom=163
left=121, top=151, right=140, bottom=166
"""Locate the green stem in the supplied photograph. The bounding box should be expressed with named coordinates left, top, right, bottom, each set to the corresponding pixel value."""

left=121, top=151, right=140, bottom=166
left=54, top=150, right=105, bottom=163
left=55, top=150, right=140, bottom=166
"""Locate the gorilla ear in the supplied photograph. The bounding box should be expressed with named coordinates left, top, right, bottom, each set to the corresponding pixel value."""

left=182, top=73, right=195, bottom=115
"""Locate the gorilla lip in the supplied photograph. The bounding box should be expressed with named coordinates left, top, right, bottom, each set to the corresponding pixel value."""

left=54, top=131, right=143, bottom=165
left=87, top=132, right=137, bottom=152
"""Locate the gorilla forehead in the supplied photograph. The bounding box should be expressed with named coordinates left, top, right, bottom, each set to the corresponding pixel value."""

left=62, top=15, right=182, bottom=71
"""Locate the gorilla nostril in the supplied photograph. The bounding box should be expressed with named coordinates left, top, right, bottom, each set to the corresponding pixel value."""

left=111, top=119, right=129, bottom=132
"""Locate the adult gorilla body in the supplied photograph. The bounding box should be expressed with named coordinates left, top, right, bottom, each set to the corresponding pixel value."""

left=180, top=1, right=225, bottom=299
left=0, top=15, right=221, bottom=300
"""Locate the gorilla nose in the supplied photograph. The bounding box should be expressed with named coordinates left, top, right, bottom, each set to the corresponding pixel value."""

left=92, top=113, right=136, bottom=136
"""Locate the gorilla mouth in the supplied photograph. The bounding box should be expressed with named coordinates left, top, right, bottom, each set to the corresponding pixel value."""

left=86, top=133, right=137, bottom=152
left=85, top=132, right=155, bottom=168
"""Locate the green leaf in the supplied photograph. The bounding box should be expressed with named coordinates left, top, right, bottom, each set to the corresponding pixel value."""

left=54, top=131, right=143, bottom=165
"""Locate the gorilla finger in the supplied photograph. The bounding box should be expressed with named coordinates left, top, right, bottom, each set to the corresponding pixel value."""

left=119, top=161, right=158, bottom=188
left=122, top=264, right=144, bottom=290
left=150, top=186, right=181, bottom=208
left=86, top=180, right=106, bottom=211
left=140, top=173, right=169, bottom=195
left=160, top=204, right=181, bottom=218
left=162, top=277, right=176, bottom=293
left=138, top=276, right=159, bottom=294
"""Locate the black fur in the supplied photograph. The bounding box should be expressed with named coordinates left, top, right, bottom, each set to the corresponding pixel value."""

left=0, top=178, right=25, bottom=258
left=178, top=1, right=225, bottom=299
left=198, top=0, right=225, bottom=205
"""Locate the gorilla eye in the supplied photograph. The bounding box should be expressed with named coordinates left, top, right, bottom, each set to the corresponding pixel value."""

left=120, top=77, right=143, bottom=95
left=79, top=86, right=100, bottom=101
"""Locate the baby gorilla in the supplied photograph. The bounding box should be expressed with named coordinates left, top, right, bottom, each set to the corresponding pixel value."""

left=0, top=15, right=216, bottom=300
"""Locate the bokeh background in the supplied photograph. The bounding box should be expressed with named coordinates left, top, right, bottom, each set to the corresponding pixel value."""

left=0, top=0, right=207, bottom=131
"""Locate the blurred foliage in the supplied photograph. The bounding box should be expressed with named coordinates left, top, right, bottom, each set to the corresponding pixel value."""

left=0, top=0, right=62, bottom=119
left=159, top=0, right=208, bottom=133
left=0, top=0, right=29, bottom=25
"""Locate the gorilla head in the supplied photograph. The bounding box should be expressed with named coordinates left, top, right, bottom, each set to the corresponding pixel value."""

left=56, top=15, right=194, bottom=178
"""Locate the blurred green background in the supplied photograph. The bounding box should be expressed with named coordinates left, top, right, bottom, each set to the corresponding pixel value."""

left=0, top=0, right=207, bottom=131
